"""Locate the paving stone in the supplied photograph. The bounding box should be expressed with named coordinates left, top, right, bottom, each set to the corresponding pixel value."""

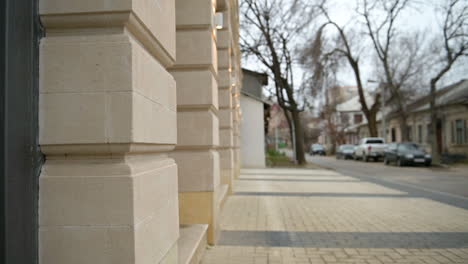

left=201, top=169, right=468, bottom=264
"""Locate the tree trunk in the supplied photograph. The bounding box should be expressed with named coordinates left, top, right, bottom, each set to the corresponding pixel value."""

left=430, top=81, right=441, bottom=165
left=291, top=110, right=306, bottom=165
left=327, top=124, right=337, bottom=154
left=399, top=113, right=410, bottom=142
left=349, top=60, right=380, bottom=138
left=367, top=110, right=379, bottom=137
left=327, top=113, right=337, bottom=154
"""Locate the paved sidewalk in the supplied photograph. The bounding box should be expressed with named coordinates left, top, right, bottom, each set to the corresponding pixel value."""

left=201, top=168, right=468, bottom=264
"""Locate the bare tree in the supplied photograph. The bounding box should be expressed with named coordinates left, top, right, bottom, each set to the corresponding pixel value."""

left=359, top=0, right=425, bottom=141
left=428, top=0, right=468, bottom=164
left=240, top=0, right=319, bottom=164
left=303, top=5, right=381, bottom=137
left=302, top=40, right=345, bottom=153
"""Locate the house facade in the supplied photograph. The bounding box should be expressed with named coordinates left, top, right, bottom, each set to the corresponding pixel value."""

left=318, top=89, right=368, bottom=150
left=357, top=80, right=468, bottom=156
left=2, top=0, right=243, bottom=263
left=334, top=96, right=366, bottom=145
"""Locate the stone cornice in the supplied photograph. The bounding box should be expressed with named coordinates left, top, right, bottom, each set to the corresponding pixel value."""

left=176, top=24, right=213, bottom=31
left=177, top=105, right=219, bottom=115
left=217, top=146, right=235, bottom=150
left=40, top=11, right=176, bottom=68
left=174, top=145, right=220, bottom=151
left=169, top=64, right=218, bottom=80
left=41, top=143, right=175, bottom=156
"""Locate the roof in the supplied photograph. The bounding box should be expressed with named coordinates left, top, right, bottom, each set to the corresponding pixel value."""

left=344, top=122, right=363, bottom=133
left=241, top=68, right=269, bottom=103
left=241, top=91, right=272, bottom=105
left=354, top=79, right=468, bottom=129
left=410, top=79, right=468, bottom=112
left=242, top=68, right=268, bottom=85
left=336, top=94, right=374, bottom=112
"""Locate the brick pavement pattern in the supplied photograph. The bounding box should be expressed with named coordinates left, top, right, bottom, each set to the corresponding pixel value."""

left=201, top=168, right=468, bottom=264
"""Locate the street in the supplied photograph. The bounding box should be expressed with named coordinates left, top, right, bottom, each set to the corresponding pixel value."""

left=308, top=155, right=468, bottom=199
left=202, top=166, right=468, bottom=264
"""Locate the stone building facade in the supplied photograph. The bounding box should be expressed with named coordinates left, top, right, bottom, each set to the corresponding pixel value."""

left=2, top=0, right=242, bottom=263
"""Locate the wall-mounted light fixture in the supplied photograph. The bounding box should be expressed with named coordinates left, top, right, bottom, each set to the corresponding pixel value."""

left=215, top=12, right=224, bottom=29
left=230, top=78, right=236, bottom=87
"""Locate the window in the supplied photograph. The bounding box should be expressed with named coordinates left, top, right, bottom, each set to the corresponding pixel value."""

left=466, top=121, right=468, bottom=144
left=451, top=121, right=456, bottom=144
left=341, top=114, right=350, bottom=124
left=388, top=143, right=397, bottom=151
left=391, top=128, right=396, bottom=142
left=418, top=125, right=423, bottom=143
left=398, top=143, right=421, bottom=152
left=354, top=114, right=363, bottom=124
left=365, top=139, right=384, bottom=144
left=454, top=119, right=466, bottom=145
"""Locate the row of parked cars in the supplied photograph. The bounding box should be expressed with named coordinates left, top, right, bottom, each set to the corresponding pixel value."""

left=311, top=137, right=432, bottom=166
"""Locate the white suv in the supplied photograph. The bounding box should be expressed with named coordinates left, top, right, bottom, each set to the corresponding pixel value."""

left=354, top=137, right=386, bottom=162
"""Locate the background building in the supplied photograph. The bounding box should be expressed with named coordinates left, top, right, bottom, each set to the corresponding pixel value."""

left=267, top=104, right=292, bottom=149
left=318, top=85, right=361, bottom=152
left=240, top=69, right=269, bottom=167
left=356, top=80, right=468, bottom=158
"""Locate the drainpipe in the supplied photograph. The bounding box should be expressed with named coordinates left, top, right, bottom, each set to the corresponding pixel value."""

left=382, top=84, right=387, bottom=142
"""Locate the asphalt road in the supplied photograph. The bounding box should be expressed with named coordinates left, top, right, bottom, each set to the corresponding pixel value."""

left=307, top=155, right=468, bottom=199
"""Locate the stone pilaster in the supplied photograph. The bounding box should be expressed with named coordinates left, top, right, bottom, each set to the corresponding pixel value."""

left=38, top=1, right=179, bottom=263
left=230, top=0, right=243, bottom=178
left=231, top=57, right=243, bottom=178
left=232, top=86, right=242, bottom=175
left=170, top=0, right=222, bottom=245
left=216, top=5, right=236, bottom=193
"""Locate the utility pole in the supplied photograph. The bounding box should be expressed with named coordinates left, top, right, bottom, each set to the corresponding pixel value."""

left=381, top=84, right=387, bottom=142
left=368, top=80, right=387, bottom=142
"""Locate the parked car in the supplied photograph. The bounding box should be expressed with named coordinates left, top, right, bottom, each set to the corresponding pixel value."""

left=310, top=144, right=326, bottom=155
left=336, top=145, right=356, bottom=160
left=384, top=142, right=432, bottom=166
left=354, top=137, right=386, bottom=162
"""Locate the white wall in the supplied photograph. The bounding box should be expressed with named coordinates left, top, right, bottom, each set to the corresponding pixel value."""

left=240, top=95, right=266, bottom=167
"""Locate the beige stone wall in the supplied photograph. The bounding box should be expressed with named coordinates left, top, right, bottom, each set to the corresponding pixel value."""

left=170, top=0, right=222, bottom=245
left=39, top=0, right=243, bottom=261
left=217, top=5, right=235, bottom=192
left=169, top=0, right=242, bottom=245
left=39, top=0, right=179, bottom=263
left=229, top=0, right=243, bottom=178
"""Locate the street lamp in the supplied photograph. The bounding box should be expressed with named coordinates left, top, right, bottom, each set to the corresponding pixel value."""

left=368, top=80, right=387, bottom=142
